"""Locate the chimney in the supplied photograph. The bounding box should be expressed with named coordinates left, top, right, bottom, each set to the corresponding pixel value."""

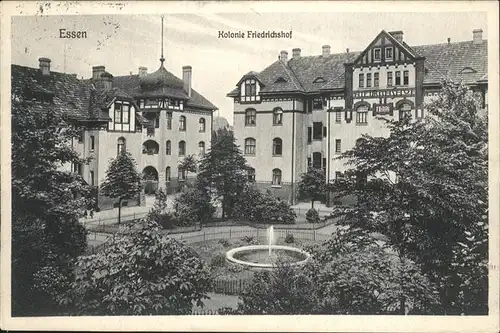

left=101, top=71, right=113, bottom=91
left=92, top=66, right=105, bottom=80
left=138, top=66, right=148, bottom=77
left=390, top=31, right=404, bottom=43
left=473, top=29, right=483, bottom=44
left=182, top=65, right=192, bottom=97
left=322, top=45, right=331, bottom=57
left=280, top=50, right=288, bottom=63
left=39, top=57, right=51, bottom=76
left=292, top=48, right=301, bottom=60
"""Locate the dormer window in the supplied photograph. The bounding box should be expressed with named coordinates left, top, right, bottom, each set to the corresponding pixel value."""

left=245, top=79, right=257, bottom=96
left=313, top=77, right=326, bottom=83
left=460, top=67, right=477, bottom=74
left=275, top=77, right=287, bottom=83
left=385, top=47, right=394, bottom=60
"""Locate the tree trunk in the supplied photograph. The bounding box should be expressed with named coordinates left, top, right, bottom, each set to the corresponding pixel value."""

left=311, top=199, right=315, bottom=209
left=118, top=197, right=123, bottom=224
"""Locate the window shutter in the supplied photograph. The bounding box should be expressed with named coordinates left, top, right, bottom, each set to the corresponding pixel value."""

left=323, top=126, right=327, bottom=137
left=307, top=127, right=312, bottom=143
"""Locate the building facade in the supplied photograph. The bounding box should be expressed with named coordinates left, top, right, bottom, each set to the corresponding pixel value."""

left=12, top=56, right=217, bottom=210
left=228, top=29, right=488, bottom=203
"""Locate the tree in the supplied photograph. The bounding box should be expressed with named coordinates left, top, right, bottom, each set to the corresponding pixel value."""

left=60, top=220, right=213, bottom=315
left=329, top=80, right=488, bottom=314
left=197, top=128, right=249, bottom=218
left=100, top=151, right=142, bottom=224
left=178, top=154, right=198, bottom=184
left=174, top=186, right=215, bottom=227
left=11, top=99, right=91, bottom=315
left=297, top=167, right=326, bottom=209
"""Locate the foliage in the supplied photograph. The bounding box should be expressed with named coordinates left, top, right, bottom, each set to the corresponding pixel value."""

left=306, top=208, right=320, bottom=224
left=210, top=253, right=227, bottom=268
left=197, top=128, right=249, bottom=218
left=328, top=80, right=488, bottom=314
left=174, top=186, right=215, bottom=226
left=218, top=239, right=231, bottom=247
left=100, top=150, right=142, bottom=224
left=235, top=261, right=321, bottom=314
left=284, top=234, right=295, bottom=244
left=241, top=236, right=259, bottom=245
left=234, top=185, right=296, bottom=224
left=60, top=221, right=213, bottom=315
left=145, top=188, right=177, bottom=229
left=178, top=154, right=198, bottom=177
left=297, top=167, right=327, bottom=208
left=11, top=99, right=90, bottom=316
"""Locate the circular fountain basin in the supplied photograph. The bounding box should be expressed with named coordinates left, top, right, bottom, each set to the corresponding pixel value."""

left=226, top=245, right=311, bottom=269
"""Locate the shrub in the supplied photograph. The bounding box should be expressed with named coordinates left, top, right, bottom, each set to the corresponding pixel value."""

left=284, top=234, right=295, bottom=244
left=306, top=208, right=320, bottom=224
left=174, top=187, right=215, bottom=226
left=241, top=236, right=259, bottom=244
left=210, top=253, right=227, bottom=268
left=218, top=239, right=231, bottom=247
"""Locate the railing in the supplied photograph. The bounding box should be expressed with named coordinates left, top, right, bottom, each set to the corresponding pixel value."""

left=191, top=309, right=220, bottom=315
left=213, top=279, right=251, bottom=296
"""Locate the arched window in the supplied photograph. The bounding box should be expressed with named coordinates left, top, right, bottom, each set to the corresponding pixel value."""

left=199, top=118, right=206, bottom=132
left=272, top=168, right=282, bottom=185
left=165, top=167, right=171, bottom=182
left=117, top=137, right=126, bottom=156
left=245, top=109, right=256, bottom=126
left=166, top=140, right=171, bottom=155
left=273, top=108, right=283, bottom=125
left=247, top=167, right=255, bottom=182
left=179, top=140, right=186, bottom=156
left=166, top=112, right=172, bottom=130
left=399, top=103, right=412, bottom=120
left=142, top=140, right=159, bottom=155
left=244, top=138, right=256, bottom=155
left=179, top=115, right=186, bottom=131
left=198, top=141, right=205, bottom=156
left=272, top=138, right=282, bottom=156
left=356, top=105, right=368, bottom=124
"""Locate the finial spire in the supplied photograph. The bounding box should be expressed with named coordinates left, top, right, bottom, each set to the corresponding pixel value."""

left=160, top=15, right=165, bottom=66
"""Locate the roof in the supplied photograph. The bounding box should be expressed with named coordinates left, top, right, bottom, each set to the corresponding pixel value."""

left=113, top=65, right=218, bottom=111
left=11, top=64, right=149, bottom=125
left=228, top=33, right=487, bottom=96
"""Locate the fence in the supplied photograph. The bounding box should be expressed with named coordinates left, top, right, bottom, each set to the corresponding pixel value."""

left=212, top=278, right=251, bottom=295
left=191, top=309, right=220, bottom=315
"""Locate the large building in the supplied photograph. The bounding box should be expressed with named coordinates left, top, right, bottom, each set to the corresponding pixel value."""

left=12, top=55, right=217, bottom=209
left=228, top=29, right=488, bottom=203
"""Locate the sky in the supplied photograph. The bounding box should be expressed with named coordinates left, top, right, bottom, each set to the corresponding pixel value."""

left=11, top=11, right=488, bottom=124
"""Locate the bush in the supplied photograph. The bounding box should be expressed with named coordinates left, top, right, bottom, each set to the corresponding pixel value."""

left=284, top=234, right=295, bottom=244
left=306, top=208, right=320, bottom=224
left=174, top=187, right=215, bottom=226
left=210, top=253, right=227, bottom=268
left=241, top=236, right=259, bottom=245
left=218, top=239, right=231, bottom=247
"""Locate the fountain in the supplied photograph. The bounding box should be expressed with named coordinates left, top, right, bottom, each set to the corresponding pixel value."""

left=225, top=226, right=311, bottom=270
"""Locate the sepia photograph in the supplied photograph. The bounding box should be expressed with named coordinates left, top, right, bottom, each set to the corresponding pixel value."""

left=1, top=1, right=499, bottom=332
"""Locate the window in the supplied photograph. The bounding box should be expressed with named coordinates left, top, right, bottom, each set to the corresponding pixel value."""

left=117, top=137, right=126, bottom=156
left=335, top=139, right=341, bottom=153
left=73, top=163, right=82, bottom=176
left=359, top=73, right=364, bottom=88
left=395, top=71, right=401, bottom=86
left=273, top=108, right=283, bottom=125
left=89, top=171, right=95, bottom=186
left=399, top=103, right=412, bottom=120
left=199, top=118, right=206, bottom=132
left=272, top=169, right=282, bottom=185
left=166, top=140, right=171, bottom=155
left=154, top=114, right=160, bottom=128
left=307, top=127, right=312, bottom=143
left=416, top=108, right=424, bottom=119
left=245, top=80, right=257, bottom=96
left=335, top=110, right=342, bottom=123
left=272, top=138, right=283, bottom=156
left=312, top=152, right=322, bottom=169
left=335, top=171, right=342, bottom=180
left=198, top=141, right=205, bottom=156
left=307, top=157, right=311, bottom=168
left=313, top=122, right=323, bottom=140
left=179, top=141, right=186, bottom=156
left=385, top=47, right=393, bottom=60
left=366, top=73, right=372, bottom=88
left=166, top=112, right=172, bottom=129
left=245, top=138, right=256, bottom=155
left=313, top=98, right=323, bottom=109
left=356, top=105, right=368, bottom=124
left=179, top=169, right=187, bottom=181
left=374, top=48, right=381, bottom=61
left=179, top=116, right=186, bottom=131
left=245, top=109, right=256, bottom=126
left=374, top=73, right=380, bottom=88
left=90, top=135, right=95, bottom=151
left=403, top=71, right=409, bottom=85
left=114, top=102, right=130, bottom=124
left=387, top=72, right=393, bottom=87
left=165, top=167, right=171, bottom=182
left=247, top=167, right=255, bottom=182
left=143, top=140, right=159, bottom=155
left=78, top=130, right=84, bottom=143
left=323, top=126, right=327, bottom=138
